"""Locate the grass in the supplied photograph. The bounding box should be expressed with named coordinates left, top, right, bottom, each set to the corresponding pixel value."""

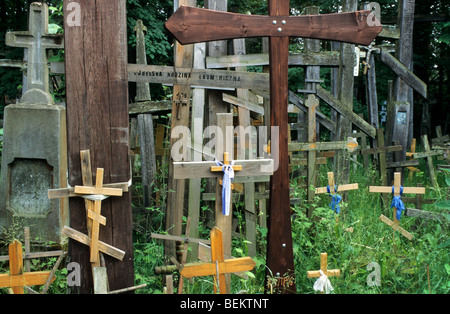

left=0, top=155, right=448, bottom=294
left=131, top=156, right=449, bottom=295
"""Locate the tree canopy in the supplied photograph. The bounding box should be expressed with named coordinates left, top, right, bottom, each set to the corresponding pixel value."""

left=0, top=0, right=448, bottom=134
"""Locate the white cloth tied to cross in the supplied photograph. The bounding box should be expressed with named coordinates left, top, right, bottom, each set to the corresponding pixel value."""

left=215, top=159, right=235, bottom=216
left=313, top=270, right=334, bottom=294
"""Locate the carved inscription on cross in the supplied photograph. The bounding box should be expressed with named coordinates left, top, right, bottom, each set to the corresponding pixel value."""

left=180, top=227, right=256, bottom=294
left=0, top=240, right=54, bottom=294
left=165, top=1, right=381, bottom=293
left=5, top=2, right=63, bottom=103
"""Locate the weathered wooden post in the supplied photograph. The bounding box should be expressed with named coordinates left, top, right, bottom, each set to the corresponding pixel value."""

left=63, top=0, right=134, bottom=293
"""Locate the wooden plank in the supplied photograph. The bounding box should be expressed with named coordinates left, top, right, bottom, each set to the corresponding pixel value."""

left=151, top=233, right=211, bottom=245
left=173, top=159, right=273, bottom=179
left=165, top=6, right=381, bottom=46
left=206, top=51, right=340, bottom=68
left=48, top=183, right=129, bottom=199
left=180, top=257, right=256, bottom=279
left=380, top=48, right=427, bottom=98
left=128, top=64, right=269, bottom=90
left=73, top=186, right=123, bottom=197
left=369, top=186, right=426, bottom=194
left=316, top=85, right=376, bottom=138
left=265, top=0, right=296, bottom=294
left=315, top=183, right=359, bottom=194
left=211, top=227, right=226, bottom=294
left=379, top=215, right=414, bottom=240
left=165, top=0, right=196, bottom=260
left=223, top=93, right=264, bottom=115
left=63, top=0, right=133, bottom=292
left=386, top=160, right=419, bottom=168
left=421, top=135, right=437, bottom=186
left=0, top=272, right=54, bottom=289
left=62, top=226, right=125, bottom=261
left=289, top=139, right=358, bottom=152
left=138, top=114, right=157, bottom=206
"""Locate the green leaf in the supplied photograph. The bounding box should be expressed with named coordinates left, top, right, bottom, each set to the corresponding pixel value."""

left=436, top=201, right=450, bottom=210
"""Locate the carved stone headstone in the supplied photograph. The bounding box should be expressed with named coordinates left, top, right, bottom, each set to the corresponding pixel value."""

left=0, top=2, right=67, bottom=244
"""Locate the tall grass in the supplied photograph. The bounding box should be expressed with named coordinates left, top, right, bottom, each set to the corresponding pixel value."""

left=134, top=158, right=449, bottom=294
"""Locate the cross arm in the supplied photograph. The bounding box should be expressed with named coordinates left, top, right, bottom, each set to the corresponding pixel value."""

left=0, top=271, right=54, bottom=288
left=180, top=257, right=256, bottom=278
left=315, top=183, right=359, bottom=194
left=307, top=269, right=340, bottom=278
left=165, top=6, right=382, bottom=46
left=173, top=159, right=273, bottom=180
left=369, top=186, right=426, bottom=195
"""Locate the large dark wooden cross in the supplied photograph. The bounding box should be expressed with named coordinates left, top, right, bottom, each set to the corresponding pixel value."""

left=165, top=1, right=381, bottom=293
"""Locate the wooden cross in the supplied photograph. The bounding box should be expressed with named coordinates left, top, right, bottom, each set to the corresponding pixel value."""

left=165, top=1, right=381, bottom=294
left=211, top=152, right=243, bottom=189
left=411, top=135, right=442, bottom=186
left=5, top=2, right=63, bottom=100
left=369, top=172, right=426, bottom=240
left=307, top=253, right=340, bottom=293
left=48, top=150, right=128, bottom=266
left=180, top=227, right=256, bottom=294
left=0, top=240, right=54, bottom=294
left=360, top=128, right=403, bottom=187
left=315, top=172, right=359, bottom=214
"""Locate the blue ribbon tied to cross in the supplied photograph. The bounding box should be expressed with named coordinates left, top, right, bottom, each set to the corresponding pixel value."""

left=391, top=185, right=405, bottom=220
left=327, top=185, right=342, bottom=214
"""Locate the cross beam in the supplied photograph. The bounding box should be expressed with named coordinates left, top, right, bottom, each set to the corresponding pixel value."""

left=0, top=240, right=54, bottom=294
left=166, top=6, right=382, bottom=46
left=180, top=227, right=255, bottom=294
left=165, top=1, right=381, bottom=294
left=5, top=2, right=63, bottom=100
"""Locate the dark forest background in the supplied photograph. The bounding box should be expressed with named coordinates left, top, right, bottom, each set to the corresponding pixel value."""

left=1, top=0, right=449, bottom=138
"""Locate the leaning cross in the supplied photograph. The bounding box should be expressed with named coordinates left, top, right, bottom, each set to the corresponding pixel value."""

left=180, top=227, right=256, bottom=294
left=369, top=172, right=426, bottom=240
left=0, top=240, right=54, bottom=294
left=315, top=172, right=359, bottom=214
left=165, top=1, right=381, bottom=294
left=48, top=150, right=128, bottom=266
left=5, top=2, right=63, bottom=103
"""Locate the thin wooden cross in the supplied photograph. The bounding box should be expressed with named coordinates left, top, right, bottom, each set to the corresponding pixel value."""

left=307, top=253, right=340, bottom=294
left=0, top=240, right=54, bottom=294
left=315, top=172, right=359, bottom=214
left=180, top=227, right=256, bottom=294
left=165, top=1, right=381, bottom=294
left=369, top=172, right=426, bottom=240
left=48, top=150, right=128, bottom=266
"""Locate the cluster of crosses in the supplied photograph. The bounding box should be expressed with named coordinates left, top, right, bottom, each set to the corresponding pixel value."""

left=0, top=0, right=441, bottom=295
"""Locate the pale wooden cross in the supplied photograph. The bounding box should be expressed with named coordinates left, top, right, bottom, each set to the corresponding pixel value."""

left=180, top=227, right=256, bottom=294
left=307, top=253, right=340, bottom=294
left=5, top=2, right=63, bottom=101
left=369, top=172, right=426, bottom=240
left=315, top=172, right=359, bottom=214
left=165, top=1, right=381, bottom=293
left=48, top=150, right=128, bottom=266
left=0, top=240, right=54, bottom=294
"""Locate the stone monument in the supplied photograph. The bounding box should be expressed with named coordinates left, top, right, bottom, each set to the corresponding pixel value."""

left=0, top=2, right=68, bottom=244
